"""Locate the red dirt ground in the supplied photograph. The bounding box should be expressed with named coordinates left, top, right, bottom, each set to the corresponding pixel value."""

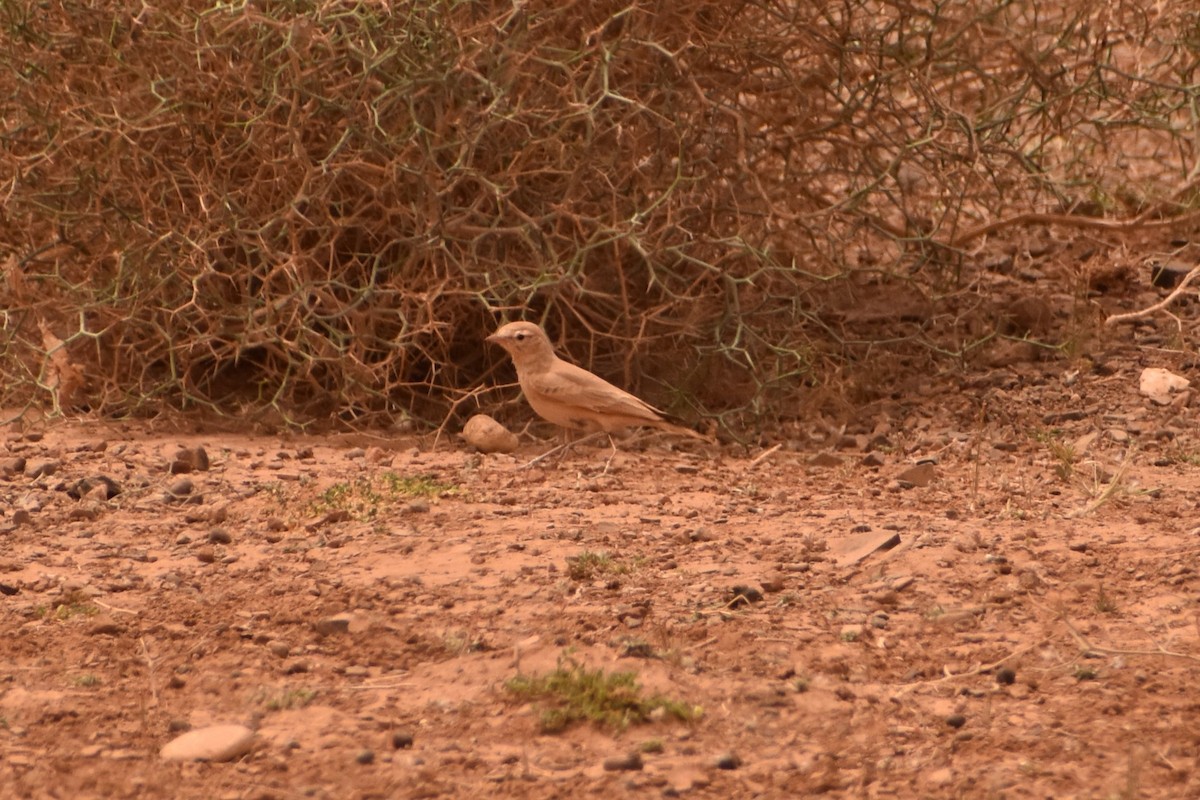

left=2, top=317, right=1200, bottom=799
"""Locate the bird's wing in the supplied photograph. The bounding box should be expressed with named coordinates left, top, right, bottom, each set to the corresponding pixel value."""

left=527, top=360, right=665, bottom=421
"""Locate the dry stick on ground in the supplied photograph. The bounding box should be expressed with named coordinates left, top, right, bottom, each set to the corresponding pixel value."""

left=1066, top=458, right=1132, bottom=519
left=1055, top=612, right=1200, bottom=664
left=889, top=640, right=1048, bottom=695
left=140, top=636, right=160, bottom=710
left=520, top=431, right=609, bottom=470
left=744, top=443, right=783, bottom=471
left=1104, top=264, right=1200, bottom=328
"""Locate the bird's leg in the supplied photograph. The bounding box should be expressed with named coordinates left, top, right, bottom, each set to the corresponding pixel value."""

left=519, top=431, right=606, bottom=470
left=599, top=434, right=620, bottom=474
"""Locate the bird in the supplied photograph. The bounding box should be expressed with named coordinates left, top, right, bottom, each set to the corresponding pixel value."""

left=486, top=321, right=709, bottom=443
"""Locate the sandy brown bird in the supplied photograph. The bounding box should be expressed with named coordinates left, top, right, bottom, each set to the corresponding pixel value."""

left=486, top=321, right=708, bottom=441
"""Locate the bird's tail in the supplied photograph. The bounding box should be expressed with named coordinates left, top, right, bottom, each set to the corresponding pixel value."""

left=654, top=419, right=716, bottom=444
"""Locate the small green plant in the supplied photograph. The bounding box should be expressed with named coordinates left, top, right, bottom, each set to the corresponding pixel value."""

left=308, top=473, right=459, bottom=520
left=36, top=591, right=100, bottom=621
left=566, top=550, right=626, bottom=581
left=442, top=630, right=487, bottom=656
left=71, top=673, right=100, bottom=687
left=1074, top=666, right=1098, bottom=681
left=639, top=738, right=664, bottom=754
left=505, top=656, right=698, bottom=733
left=255, top=688, right=317, bottom=711
left=381, top=473, right=457, bottom=498
left=1033, top=429, right=1076, bottom=481
left=1094, top=585, right=1118, bottom=614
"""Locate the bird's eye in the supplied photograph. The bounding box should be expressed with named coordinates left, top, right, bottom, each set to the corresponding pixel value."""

left=515, top=333, right=525, bottom=341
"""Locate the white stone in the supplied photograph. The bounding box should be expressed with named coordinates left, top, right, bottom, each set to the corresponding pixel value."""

left=160, top=724, right=255, bottom=762
left=462, top=414, right=519, bottom=454
left=1139, top=367, right=1189, bottom=404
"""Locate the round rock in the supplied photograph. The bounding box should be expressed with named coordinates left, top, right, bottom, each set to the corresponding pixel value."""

left=160, top=724, right=255, bottom=762
left=462, top=415, right=519, bottom=454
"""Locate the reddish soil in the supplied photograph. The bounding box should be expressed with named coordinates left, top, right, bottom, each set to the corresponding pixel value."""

left=2, top=343, right=1200, bottom=799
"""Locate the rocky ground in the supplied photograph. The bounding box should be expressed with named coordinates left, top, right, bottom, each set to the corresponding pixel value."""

left=3, top=312, right=1200, bottom=799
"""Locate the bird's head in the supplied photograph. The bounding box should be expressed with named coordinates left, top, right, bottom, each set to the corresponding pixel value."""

left=486, top=321, right=555, bottom=367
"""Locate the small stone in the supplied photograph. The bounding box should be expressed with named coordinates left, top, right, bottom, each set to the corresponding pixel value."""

left=729, top=585, right=763, bottom=608
left=26, top=459, right=60, bottom=479
left=208, top=528, right=232, bottom=545
left=946, top=714, right=966, bottom=729
left=314, top=613, right=352, bottom=636
left=0, top=583, right=19, bottom=596
left=166, top=477, right=194, bottom=498
left=0, top=456, right=26, bottom=476
left=86, top=619, right=124, bottom=636
left=267, top=641, right=291, bottom=658
left=195, top=547, right=216, bottom=564
left=391, top=731, right=414, bottom=750
left=895, top=462, right=937, bottom=488
left=603, top=752, right=643, bottom=772
left=346, top=447, right=367, bottom=460
left=169, top=446, right=210, bottom=474
left=462, top=415, right=519, bottom=455
left=283, top=659, right=309, bottom=675
left=861, top=452, right=885, bottom=467
left=715, top=752, right=742, bottom=770
left=760, top=576, right=786, bottom=593
left=160, top=724, right=255, bottom=762
left=356, top=750, right=375, bottom=765
left=808, top=452, right=842, bottom=468
left=67, top=476, right=122, bottom=500
left=840, top=624, right=864, bottom=642
left=996, top=668, right=1017, bottom=686
left=12, top=509, right=32, bottom=527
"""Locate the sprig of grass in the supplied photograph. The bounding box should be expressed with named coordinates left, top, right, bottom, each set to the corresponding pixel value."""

left=505, top=656, right=699, bottom=733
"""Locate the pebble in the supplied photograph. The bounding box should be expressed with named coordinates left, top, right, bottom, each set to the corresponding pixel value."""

left=12, top=509, right=32, bottom=527
left=729, top=585, right=763, bottom=607
left=840, top=624, right=864, bottom=642
left=166, top=477, right=194, bottom=498
left=861, top=452, right=885, bottom=467
left=67, top=476, right=121, bottom=500
left=895, top=462, right=936, bottom=488
left=715, top=752, right=742, bottom=770
left=603, top=752, right=643, bottom=772
left=283, top=659, right=310, bottom=675
left=267, top=641, right=291, bottom=658
left=86, top=619, right=124, bottom=637
left=160, top=724, right=255, bottom=762
left=26, top=459, right=61, bottom=479
left=946, top=713, right=966, bottom=729
left=760, top=576, right=786, bottom=593
left=356, top=750, right=375, bottom=765
left=0, top=456, right=26, bottom=476
left=392, top=731, right=414, bottom=749
left=208, top=528, right=233, bottom=545
left=808, top=452, right=842, bottom=468
left=169, top=447, right=210, bottom=474
left=314, top=613, right=352, bottom=636
left=462, top=414, right=519, bottom=454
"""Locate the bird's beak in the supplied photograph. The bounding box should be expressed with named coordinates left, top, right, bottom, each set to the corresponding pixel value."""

left=485, top=332, right=501, bottom=344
